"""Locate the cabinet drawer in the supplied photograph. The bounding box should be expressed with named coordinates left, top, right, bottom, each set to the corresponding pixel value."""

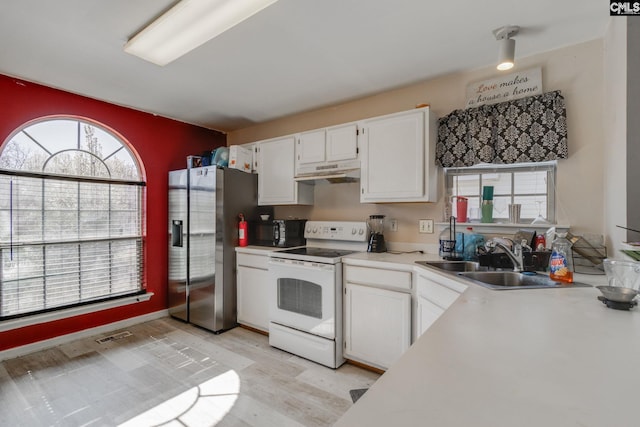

left=237, top=253, right=269, bottom=270
left=344, top=265, right=412, bottom=291
left=417, top=278, right=461, bottom=309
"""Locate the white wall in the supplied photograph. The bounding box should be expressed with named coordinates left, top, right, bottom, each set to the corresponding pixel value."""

left=229, top=39, right=608, bottom=245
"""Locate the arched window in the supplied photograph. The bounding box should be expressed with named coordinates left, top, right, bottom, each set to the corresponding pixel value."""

left=0, top=117, right=145, bottom=318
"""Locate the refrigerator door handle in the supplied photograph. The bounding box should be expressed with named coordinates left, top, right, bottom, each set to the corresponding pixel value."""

left=172, top=220, right=183, bottom=247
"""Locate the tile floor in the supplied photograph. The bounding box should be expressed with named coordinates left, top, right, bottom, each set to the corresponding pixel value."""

left=0, top=317, right=380, bottom=427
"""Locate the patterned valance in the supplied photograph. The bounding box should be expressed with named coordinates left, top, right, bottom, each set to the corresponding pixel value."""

left=436, top=90, right=568, bottom=167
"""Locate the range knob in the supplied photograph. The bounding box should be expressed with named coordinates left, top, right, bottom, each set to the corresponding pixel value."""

left=351, top=227, right=357, bottom=235
left=306, top=226, right=312, bottom=234
left=358, top=228, right=365, bottom=235
left=312, top=227, right=318, bottom=234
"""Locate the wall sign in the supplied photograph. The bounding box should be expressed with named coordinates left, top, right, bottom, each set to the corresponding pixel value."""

left=465, top=67, right=542, bottom=108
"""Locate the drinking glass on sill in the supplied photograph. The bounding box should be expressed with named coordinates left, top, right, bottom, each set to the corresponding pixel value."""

left=508, top=204, right=521, bottom=224
left=469, top=207, right=480, bottom=222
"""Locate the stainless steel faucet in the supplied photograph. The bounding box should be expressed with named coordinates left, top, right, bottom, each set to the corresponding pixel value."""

left=486, top=239, right=524, bottom=272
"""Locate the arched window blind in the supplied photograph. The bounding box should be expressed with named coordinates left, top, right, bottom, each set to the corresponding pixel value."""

left=0, top=118, right=145, bottom=319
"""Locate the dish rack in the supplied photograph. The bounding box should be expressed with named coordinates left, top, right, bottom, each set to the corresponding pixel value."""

left=568, top=232, right=607, bottom=275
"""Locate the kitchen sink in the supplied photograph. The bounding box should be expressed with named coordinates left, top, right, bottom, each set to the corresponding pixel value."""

left=415, top=260, right=487, bottom=272
left=456, top=271, right=590, bottom=290
left=416, top=260, right=590, bottom=290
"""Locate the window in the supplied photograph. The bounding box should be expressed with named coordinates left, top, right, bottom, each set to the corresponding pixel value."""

left=445, top=161, right=556, bottom=223
left=0, top=118, right=145, bottom=319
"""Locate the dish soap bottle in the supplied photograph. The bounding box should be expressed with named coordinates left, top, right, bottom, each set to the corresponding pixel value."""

left=549, top=232, right=573, bottom=283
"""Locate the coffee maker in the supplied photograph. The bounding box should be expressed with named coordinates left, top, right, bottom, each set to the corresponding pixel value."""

left=367, top=214, right=387, bottom=253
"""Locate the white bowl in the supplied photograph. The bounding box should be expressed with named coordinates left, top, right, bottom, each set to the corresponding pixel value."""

left=260, top=214, right=270, bottom=221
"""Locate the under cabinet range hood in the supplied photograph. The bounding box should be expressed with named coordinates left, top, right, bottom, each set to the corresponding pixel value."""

left=294, top=159, right=360, bottom=184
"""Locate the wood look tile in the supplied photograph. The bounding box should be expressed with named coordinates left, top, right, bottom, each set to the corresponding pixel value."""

left=0, top=317, right=380, bottom=426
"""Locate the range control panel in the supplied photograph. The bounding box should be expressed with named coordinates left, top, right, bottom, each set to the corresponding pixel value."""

left=304, top=221, right=367, bottom=242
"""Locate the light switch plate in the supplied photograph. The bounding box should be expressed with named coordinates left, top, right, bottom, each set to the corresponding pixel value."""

left=419, top=219, right=434, bottom=234
left=389, top=219, right=398, bottom=232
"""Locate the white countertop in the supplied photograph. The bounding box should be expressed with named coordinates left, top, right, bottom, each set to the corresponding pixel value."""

left=336, top=253, right=639, bottom=427
left=235, top=245, right=290, bottom=255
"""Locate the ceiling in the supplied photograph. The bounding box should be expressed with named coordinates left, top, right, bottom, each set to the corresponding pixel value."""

left=0, top=0, right=608, bottom=133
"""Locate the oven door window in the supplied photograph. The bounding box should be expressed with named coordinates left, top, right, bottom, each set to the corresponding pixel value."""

left=277, top=278, right=322, bottom=319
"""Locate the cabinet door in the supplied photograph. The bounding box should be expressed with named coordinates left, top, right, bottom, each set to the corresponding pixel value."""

left=326, top=123, right=358, bottom=162
left=237, top=265, right=270, bottom=332
left=416, top=294, right=445, bottom=338
left=360, top=110, right=424, bottom=202
left=257, top=136, right=301, bottom=205
left=344, top=282, right=411, bottom=370
left=415, top=272, right=463, bottom=338
left=297, top=129, right=326, bottom=165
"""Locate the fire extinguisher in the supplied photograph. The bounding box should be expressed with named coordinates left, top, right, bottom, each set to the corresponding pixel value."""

left=238, top=213, right=248, bottom=247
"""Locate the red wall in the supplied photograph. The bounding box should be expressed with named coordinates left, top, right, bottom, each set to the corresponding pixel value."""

left=0, top=74, right=225, bottom=351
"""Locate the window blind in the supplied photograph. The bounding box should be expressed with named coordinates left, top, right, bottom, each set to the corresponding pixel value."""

left=0, top=171, right=145, bottom=318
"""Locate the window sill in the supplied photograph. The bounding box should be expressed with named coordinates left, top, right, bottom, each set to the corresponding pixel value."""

left=0, top=292, right=154, bottom=333
left=435, top=222, right=570, bottom=234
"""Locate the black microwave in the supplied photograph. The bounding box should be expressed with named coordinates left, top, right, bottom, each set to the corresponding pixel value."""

left=250, top=219, right=307, bottom=247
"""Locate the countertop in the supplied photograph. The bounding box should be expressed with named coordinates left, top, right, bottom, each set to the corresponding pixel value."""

left=336, top=253, right=639, bottom=427
left=234, top=245, right=299, bottom=255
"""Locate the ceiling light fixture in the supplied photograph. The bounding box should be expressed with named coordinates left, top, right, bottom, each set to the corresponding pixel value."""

left=493, top=25, right=520, bottom=71
left=124, top=0, right=279, bottom=66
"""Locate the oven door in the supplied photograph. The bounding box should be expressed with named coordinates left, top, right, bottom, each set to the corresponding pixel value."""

left=268, top=258, right=337, bottom=339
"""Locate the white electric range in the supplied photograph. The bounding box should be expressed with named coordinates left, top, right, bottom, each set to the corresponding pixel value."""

left=268, top=221, right=368, bottom=368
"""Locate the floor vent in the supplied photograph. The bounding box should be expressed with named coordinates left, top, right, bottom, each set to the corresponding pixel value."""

left=96, top=331, right=132, bottom=344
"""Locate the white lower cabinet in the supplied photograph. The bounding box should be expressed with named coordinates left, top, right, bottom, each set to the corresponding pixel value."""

left=343, top=264, right=412, bottom=371
left=416, top=294, right=445, bottom=337
left=415, top=271, right=465, bottom=338
left=236, top=251, right=271, bottom=332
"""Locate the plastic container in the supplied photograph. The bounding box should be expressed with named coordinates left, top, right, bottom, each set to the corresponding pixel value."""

left=549, top=232, right=573, bottom=283
left=603, top=259, right=640, bottom=291
left=462, top=227, right=485, bottom=261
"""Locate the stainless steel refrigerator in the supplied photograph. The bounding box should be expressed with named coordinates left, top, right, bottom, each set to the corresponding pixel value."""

left=168, top=166, right=257, bottom=333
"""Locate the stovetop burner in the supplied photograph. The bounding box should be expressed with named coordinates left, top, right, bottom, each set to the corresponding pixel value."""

left=278, top=247, right=358, bottom=258
left=597, top=296, right=638, bottom=310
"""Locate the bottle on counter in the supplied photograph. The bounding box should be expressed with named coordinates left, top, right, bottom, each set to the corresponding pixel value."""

left=548, top=232, right=573, bottom=283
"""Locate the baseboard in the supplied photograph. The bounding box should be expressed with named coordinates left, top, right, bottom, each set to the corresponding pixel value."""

left=345, top=358, right=386, bottom=375
left=0, top=309, right=169, bottom=362
left=239, top=323, right=269, bottom=336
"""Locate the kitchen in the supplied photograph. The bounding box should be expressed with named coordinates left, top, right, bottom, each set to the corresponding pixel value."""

left=1, top=0, right=639, bottom=426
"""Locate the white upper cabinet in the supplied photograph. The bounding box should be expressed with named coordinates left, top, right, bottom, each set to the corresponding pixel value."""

left=359, top=107, right=437, bottom=203
left=295, top=123, right=358, bottom=174
left=257, top=136, right=313, bottom=205
left=326, top=123, right=358, bottom=162
left=297, top=129, right=327, bottom=165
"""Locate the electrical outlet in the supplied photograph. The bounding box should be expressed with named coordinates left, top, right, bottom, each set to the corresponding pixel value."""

left=419, top=219, right=434, bottom=234
left=389, top=219, right=398, bottom=232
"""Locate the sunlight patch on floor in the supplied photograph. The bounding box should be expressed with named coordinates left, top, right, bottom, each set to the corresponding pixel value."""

left=118, top=370, right=240, bottom=427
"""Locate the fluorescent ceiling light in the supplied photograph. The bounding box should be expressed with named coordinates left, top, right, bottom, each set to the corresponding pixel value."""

left=124, top=0, right=279, bottom=66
